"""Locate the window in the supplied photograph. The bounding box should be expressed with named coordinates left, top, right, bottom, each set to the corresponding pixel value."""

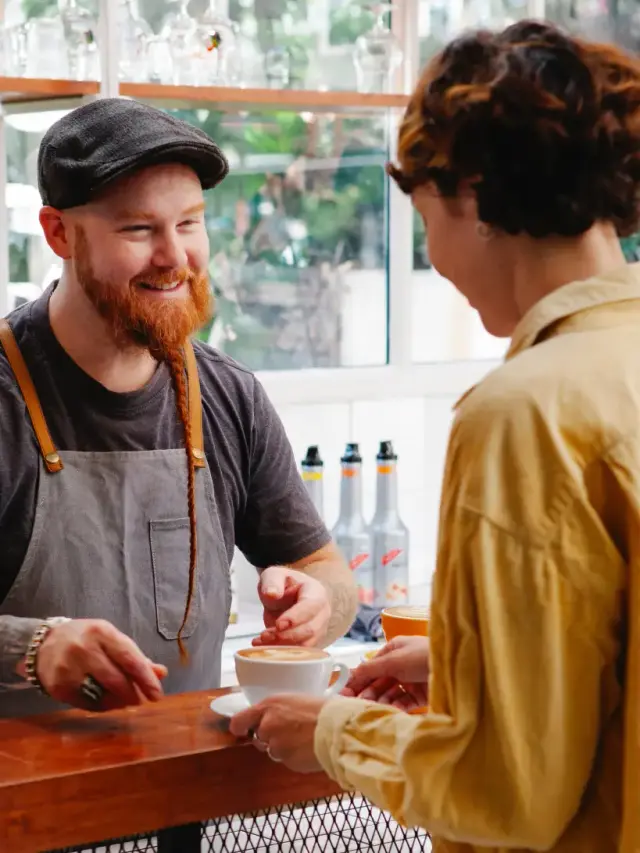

left=6, top=105, right=391, bottom=371
left=174, top=106, right=390, bottom=370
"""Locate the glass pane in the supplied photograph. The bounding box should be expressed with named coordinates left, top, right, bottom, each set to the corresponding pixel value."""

left=5, top=105, right=390, bottom=371
left=411, top=210, right=508, bottom=363
left=171, top=106, right=389, bottom=369
left=417, top=0, right=455, bottom=71
left=126, top=0, right=403, bottom=92
left=417, top=0, right=640, bottom=69
left=544, top=0, right=640, bottom=50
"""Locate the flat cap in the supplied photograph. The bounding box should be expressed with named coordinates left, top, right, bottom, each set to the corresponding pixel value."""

left=38, top=98, right=229, bottom=209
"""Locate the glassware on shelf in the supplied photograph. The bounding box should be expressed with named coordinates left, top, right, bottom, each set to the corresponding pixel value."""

left=193, top=1, right=238, bottom=86
left=25, top=17, right=70, bottom=78
left=157, top=0, right=200, bottom=86
left=353, top=2, right=402, bottom=94
left=1, top=0, right=25, bottom=76
left=264, top=45, right=292, bottom=89
left=234, top=16, right=265, bottom=87
left=3, top=24, right=27, bottom=77
left=58, top=0, right=99, bottom=81
left=118, top=0, right=153, bottom=83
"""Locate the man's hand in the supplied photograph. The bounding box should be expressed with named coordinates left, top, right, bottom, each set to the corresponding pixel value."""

left=254, top=566, right=331, bottom=647
left=230, top=693, right=326, bottom=773
left=341, top=635, right=430, bottom=709
left=34, top=619, right=168, bottom=712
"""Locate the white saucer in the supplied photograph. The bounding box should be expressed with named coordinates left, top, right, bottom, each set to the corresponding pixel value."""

left=210, top=692, right=250, bottom=718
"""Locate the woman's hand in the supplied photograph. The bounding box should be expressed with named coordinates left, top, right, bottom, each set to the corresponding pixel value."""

left=341, top=635, right=430, bottom=710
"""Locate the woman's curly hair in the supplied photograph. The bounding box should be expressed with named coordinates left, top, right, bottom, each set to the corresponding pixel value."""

left=388, top=21, right=640, bottom=237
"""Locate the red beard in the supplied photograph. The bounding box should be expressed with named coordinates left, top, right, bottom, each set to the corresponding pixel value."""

left=73, top=226, right=213, bottom=359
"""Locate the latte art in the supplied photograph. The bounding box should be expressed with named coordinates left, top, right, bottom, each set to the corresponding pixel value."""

left=383, top=605, right=429, bottom=619
left=237, top=646, right=328, bottom=662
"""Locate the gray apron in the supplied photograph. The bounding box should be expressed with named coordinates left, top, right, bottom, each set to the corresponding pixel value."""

left=0, top=320, right=231, bottom=717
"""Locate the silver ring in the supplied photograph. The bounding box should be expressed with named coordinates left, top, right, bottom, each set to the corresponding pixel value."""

left=80, top=674, right=104, bottom=704
left=267, top=746, right=281, bottom=763
left=252, top=730, right=267, bottom=749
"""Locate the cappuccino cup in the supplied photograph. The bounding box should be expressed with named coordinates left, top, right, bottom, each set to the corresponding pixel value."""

left=381, top=605, right=429, bottom=641
left=234, top=646, right=350, bottom=706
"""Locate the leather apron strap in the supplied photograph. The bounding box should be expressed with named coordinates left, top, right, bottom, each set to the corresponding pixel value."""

left=183, top=338, right=205, bottom=470
left=0, top=318, right=63, bottom=473
left=0, top=319, right=206, bottom=473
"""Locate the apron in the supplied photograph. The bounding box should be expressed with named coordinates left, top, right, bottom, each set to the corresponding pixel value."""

left=0, top=319, right=231, bottom=718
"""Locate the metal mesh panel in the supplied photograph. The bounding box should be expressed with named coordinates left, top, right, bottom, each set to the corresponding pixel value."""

left=43, top=793, right=431, bottom=853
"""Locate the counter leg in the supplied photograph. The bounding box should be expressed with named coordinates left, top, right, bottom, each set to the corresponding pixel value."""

left=157, top=822, right=202, bottom=852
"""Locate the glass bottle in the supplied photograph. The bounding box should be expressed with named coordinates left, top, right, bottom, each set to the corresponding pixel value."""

left=353, top=3, right=402, bottom=94
left=118, top=0, right=152, bottom=83
left=58, top=0, right=99, bottom=81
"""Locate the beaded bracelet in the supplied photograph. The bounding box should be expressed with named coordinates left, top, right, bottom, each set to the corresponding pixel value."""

left=24, top=617, right=71, bottom=695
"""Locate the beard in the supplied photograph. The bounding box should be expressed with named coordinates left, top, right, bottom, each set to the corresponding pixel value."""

left=73, top=226, right=213, bottom=360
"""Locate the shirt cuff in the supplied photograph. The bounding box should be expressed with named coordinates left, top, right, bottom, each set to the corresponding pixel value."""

left=314, top=695, right=374, bottom=787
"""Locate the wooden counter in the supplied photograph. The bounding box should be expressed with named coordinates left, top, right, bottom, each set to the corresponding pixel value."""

left=0, top=688, right=342, bottom=853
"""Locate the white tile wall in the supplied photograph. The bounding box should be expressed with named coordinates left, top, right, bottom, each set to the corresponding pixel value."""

left=277, top=402, right=352, bottom=530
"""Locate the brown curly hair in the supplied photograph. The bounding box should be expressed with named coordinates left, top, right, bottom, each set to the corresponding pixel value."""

left=388, top=20, right=640, bottom=238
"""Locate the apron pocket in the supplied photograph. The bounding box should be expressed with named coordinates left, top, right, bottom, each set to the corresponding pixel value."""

left=149, top=517, right=200, bottom=640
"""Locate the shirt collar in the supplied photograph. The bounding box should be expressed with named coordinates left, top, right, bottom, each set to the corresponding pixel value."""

left=506, top=261, right=640, bottom=360
left=453, top=262, right=640, bottom=411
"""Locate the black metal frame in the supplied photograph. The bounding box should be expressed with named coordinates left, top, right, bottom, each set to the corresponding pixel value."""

left=44, top=793, right=431, bottom=852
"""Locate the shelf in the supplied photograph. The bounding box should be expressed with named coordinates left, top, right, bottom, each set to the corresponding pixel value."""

left=0, top=76, right=100, bottom=103
left=120, top=82, right=410, bottom=113
left=0, top=77, right=409, bottom=112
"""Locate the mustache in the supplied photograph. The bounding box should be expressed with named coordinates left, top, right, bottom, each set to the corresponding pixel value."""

left=129, top=268, right=199, bottom=287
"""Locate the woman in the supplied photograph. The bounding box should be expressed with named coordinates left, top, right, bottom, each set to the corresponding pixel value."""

left=231, top=20, right=640, bottom=852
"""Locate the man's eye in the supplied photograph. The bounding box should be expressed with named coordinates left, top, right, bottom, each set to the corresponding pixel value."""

left=121, top=225, right=151, bottom=233
left=179, top=219, right=200, bottom=227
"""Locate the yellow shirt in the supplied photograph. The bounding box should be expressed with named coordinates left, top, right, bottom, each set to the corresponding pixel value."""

left=315, top=264, right=640, bottom=853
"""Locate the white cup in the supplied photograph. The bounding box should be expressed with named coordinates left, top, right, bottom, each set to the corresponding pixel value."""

left=234, top=646, right=350, bottom=706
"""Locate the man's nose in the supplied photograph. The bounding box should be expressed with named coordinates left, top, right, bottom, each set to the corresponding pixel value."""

left=151, top=232, right=188, bottom=270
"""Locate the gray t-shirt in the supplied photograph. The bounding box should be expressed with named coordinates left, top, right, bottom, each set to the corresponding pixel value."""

left=0, top=286, right=330, bottom=605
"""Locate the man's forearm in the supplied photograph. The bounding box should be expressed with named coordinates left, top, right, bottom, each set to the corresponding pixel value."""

left=303, top=558, right=358, bottom=647
left=0, top=615, right=42, bottom=686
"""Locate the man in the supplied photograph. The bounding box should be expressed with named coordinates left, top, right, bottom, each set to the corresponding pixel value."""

left=0, top=98, right=357, bottom=718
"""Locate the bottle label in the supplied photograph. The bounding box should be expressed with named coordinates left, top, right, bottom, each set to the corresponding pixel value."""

left=347, top=553, right=374, bottom=605
left=341, top=469, right=358, bottom=478
left=358, top=586, right=375, bottom=605
left=349, top=553, right=369, bottom=571
left=377, top=465, right=393, bottom=474
left=302, top=471, right=322, bottom=481
left=377, top=550, right=408, bottom=606
left=382, top=548, right=402, bottom=566
left=385, top=582, right=408, bottom=603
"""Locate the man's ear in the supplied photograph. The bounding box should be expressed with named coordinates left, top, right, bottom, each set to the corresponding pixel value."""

left=39, top=206, right=73, bottom=260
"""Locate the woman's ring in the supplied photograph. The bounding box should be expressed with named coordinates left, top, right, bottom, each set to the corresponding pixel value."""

left=252, top=730, right=267, bottom=749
